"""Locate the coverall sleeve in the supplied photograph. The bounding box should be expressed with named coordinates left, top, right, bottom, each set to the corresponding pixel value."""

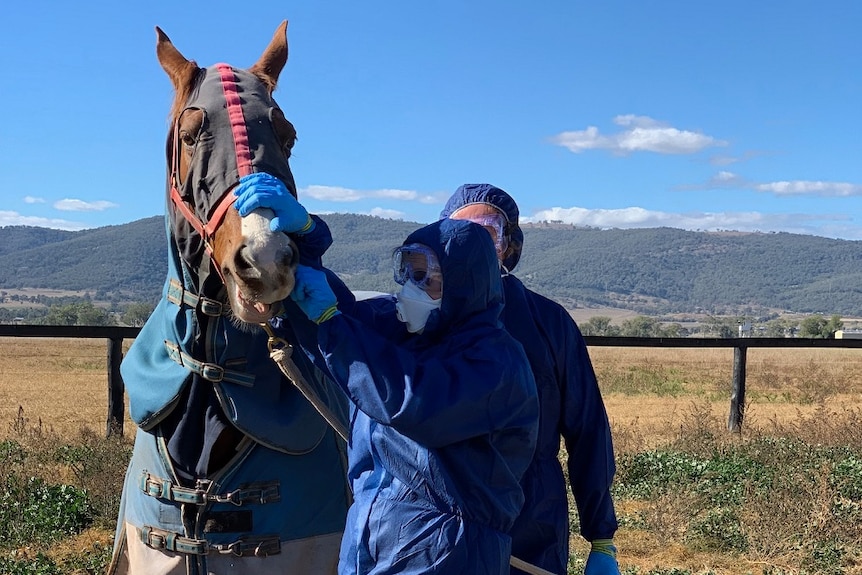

left=549, top=306, right=619, bottom=541
left=294, top=214, right=333, bottom=267
left=316, top=314, right=533, bottom=449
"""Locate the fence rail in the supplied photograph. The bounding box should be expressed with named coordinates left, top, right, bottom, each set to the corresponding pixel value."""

left=3, top=325, right=862, bottom=436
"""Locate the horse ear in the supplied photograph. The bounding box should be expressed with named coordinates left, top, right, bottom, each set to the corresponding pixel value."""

left=249, top=20, right=288, bottom=91
left=155, top=26, right=199, bottom=93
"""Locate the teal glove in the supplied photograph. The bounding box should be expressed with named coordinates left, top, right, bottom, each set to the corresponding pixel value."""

left=584, top=539, right=619, bottom=575
left=233, top=172, right=315, bottom=234
left=290, top=264, right=340, bottom=324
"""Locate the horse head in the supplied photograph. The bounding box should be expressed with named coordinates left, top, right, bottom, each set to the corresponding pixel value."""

left=156, top=21, right=298, bottom=326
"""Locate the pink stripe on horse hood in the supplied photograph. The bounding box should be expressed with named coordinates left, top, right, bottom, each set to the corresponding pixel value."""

left=175, top=64, right=296, bottom=223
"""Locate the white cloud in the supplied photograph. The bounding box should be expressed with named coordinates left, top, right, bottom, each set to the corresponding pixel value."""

left=0, top=210, right=88, bottom=231
left=300, top=185, right=447, bottom=205
left=683, top=174, right=862, bottom=197
left=692, top=170, right=748, bottom=189
left=368, top=207, right=407, bottom=219
left=300, top=185, right=363, bottom=202
left=709, top=150, right=770, bottom=167
left=754, top=181, right=862, bottom=197
left=551, top=115, right=726, bottom=155
left=23, top=196, right=45, bottom=204
left=523, top=205, right=859, bottom=239
left=53, top=199, right=119, bottom=212
left=710, top=155, right=740, bottom=167
left=367, top=189, right=448, bottom=204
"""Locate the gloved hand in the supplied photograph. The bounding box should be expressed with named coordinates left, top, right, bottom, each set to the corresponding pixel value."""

left=290, top=264, right=340, bottom=324
left=233, top=172, right=315, bottom=234
left=584, top=539, right=619, bottom=575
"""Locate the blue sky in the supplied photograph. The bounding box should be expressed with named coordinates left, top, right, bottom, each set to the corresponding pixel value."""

left=2, top=1, right=860, bottom=239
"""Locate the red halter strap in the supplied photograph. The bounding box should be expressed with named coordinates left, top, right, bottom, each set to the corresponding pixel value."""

left=169, top=64, right=254, bottom=281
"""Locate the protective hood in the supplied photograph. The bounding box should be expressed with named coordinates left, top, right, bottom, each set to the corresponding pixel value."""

left=439, top=183, right=524, bottom=272
left=400, top=218, right=502, bottom=337
left=170, top=65, right=297, bottom=268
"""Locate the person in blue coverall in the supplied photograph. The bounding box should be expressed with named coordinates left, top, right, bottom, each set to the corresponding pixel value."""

left=286, top=217, right=540, bottom=575
left=440, top=183, right=621, bottom=575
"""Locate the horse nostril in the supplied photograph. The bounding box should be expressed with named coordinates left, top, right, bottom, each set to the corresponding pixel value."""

left=235, top=245, right=255, bottom=272
left=282, top=246, right=298, bottom=267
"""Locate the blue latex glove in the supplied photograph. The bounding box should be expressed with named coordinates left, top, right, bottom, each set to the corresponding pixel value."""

left=233, top=172, right=315, bottom=234
left=584, top=539, right=620, bottom=575
left=290, top=264, right=340, bottom=324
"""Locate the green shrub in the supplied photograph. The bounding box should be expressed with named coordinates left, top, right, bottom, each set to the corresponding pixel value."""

left=50, top=429, right=131, bottom=528
left=0, top=477, right=93, bottom=546
left=0, top=543, right=109, bottom=575
left=614, top=450, right=708, bottom=499
left=0, top=553, right=62, bottom=575
left=830, top=455, right=862, bottom=501
left=686, top=507, right=749, bottom=553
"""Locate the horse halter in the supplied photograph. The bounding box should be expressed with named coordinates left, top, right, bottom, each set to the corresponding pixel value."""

left=168, top=63, right=296, bottom=280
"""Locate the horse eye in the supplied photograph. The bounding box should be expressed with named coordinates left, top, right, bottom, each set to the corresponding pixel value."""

left=271, top=108, right=296, bottom=158
left=180, top=132, right=196, bottom=146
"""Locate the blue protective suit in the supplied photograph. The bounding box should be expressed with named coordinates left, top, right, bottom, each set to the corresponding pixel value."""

left=441, top=184, right=618, bottom=575
left=298, top=218, right=539, bottom=575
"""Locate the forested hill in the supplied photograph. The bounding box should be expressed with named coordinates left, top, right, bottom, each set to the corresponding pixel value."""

left=2, top=214, right=862, bottom=316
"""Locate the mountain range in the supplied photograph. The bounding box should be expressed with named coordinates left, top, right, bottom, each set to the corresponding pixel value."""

left=2, top=214, right=862, bottom=317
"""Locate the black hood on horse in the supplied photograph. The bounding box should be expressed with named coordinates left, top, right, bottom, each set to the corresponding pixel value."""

left=169, top=63, right=297, bottom=273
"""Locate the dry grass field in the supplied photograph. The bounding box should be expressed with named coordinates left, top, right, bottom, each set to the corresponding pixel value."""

left=3, top=336, right=862, bottom=573
left=590, top=345, right=862, bottom=448
left=0, top=337, right=136, bottom=439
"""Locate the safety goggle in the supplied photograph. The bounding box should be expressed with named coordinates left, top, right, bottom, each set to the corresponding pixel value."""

left=393, top=244, right=443, bottom=293
left=461, top=213, right=509, bottom=257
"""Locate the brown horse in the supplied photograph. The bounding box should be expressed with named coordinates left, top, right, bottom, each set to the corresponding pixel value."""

left=108, top=22, right=350, bottom=575
left=159, top=21, right=299, bottom=325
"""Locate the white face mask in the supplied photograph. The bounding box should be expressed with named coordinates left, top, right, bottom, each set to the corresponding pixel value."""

left=395, top=280, right=442, bottom=333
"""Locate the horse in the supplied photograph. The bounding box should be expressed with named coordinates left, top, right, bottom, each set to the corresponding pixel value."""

left=108, top=22, right=351, bottom=575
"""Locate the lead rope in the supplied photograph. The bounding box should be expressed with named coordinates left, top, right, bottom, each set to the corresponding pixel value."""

left=261, top=323, right=557, bottom=575
left=262, top=323, right=349, bottom=441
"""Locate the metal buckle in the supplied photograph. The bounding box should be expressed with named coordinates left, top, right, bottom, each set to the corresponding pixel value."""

left=200, top=363, right=225, bottom=382
left=148, top=531, right=166, bottom=550
left=141, top=475, right=164, bottom=498
left=213, top=540, right=243, bottom=556
left=210, top=489, right=243, bottom=506
left=211, top=536, right=281, bottom=557
left=200, top=297, right=224, bottom=316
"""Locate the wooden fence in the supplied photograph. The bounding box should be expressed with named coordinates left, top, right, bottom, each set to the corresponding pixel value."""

left=3, top=325, right=862, bottom=437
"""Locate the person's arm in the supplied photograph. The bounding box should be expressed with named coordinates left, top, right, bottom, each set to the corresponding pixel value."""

left=291, top=265, right=536, bottom=447
left=534, top=297, right=619, bottom=544
left=293, top=214, right=333, bottom=267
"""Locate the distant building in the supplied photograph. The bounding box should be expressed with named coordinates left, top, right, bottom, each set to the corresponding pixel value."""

left=834, top=330, right=862, bottom=339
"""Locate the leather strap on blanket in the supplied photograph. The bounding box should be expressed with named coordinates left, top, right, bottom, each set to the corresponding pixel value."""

left=166, top=278, right=227, bottom=316
left=262, top=324, right=349, bottom=440
left=164, top=341, right=255, bottom=387
left=140, top=525, right=281, bottom=557
left=139, top=472, right=280, bottom=506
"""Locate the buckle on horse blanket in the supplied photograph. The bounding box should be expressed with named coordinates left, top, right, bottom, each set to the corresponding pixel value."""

left=164, top=341, right=256, bottom=387
left=166, top=278, right=225, bottom=316
left=139, top=471, right=280, bottom=506
left=140, top=525, right=281, bottom=557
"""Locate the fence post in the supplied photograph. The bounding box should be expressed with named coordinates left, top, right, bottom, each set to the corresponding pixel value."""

left=106, top=337, right=125, bottom=437
left=728, top=345, right=747, bottom=432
